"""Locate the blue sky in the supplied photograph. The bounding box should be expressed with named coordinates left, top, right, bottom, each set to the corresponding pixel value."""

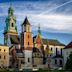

left=0, top=0, right=72, bottom=45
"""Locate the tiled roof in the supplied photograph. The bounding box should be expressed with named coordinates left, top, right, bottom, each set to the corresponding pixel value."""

left=10, top=35, right=20, bottom=44
left=64, top=41, right=72, bottom=49
left=22, top=17, right=30, bottom=26
left=43, top=39, right=65, bottom=46
left=33, top=36, right=65, bottom=46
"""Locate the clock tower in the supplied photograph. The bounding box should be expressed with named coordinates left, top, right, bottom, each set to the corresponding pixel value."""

left=4, top=6, right=19, bottom=46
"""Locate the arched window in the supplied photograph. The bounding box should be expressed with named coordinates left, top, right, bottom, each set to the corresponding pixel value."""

left=28, top=58, right=30, bottom=62
left=55, top=59, right=57, bottom=64
left=51, top=48, right=52, bottom=51
left=12, top=23, right=14, bottom=27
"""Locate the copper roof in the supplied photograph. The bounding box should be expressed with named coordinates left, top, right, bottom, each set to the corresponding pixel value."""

left=64, top=41, right=72, bottom=49
left=10, top=35, right=20, bottom=44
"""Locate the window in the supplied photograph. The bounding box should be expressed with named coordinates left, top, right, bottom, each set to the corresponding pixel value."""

left=4, top=56, right=6, bottom=59
left=55, top=59, right=57, bottom=64
left=0, top=49, right=1, bottom=51
left=56, top=48, right=57, bottom=55
left=51, top=48, right=52, bottom=51
left=59, top=60, right=62, bottom=65
left=61, top=48, right=62, bottom=56
left=28, top=42, right=29, bottom=47
left=12, top=23, right=14, bottom=27
left=4, top=49, right=5, bottom=52
left=28, top=58, right=30, bottom=62
left=0, top=55, right=1, bottom=59
left=50, top=54, right=51, bottom=57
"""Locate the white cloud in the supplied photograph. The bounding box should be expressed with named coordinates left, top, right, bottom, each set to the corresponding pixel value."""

left=0, top=1, right=72, bottom=34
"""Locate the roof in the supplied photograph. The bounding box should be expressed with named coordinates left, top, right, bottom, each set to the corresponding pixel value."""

left=33, top=36, right=65, bottom=46
left=16, top=49, right=23, bottom=53
left=0, top=44, right=8, bottom=46
left=22, top=17, right=30, bottom=26
left=32, top=47, right=40, bottom=53
left=10, top=35, right=20, bottom=44
left=64, top=41, right=72, bottom=49
left=43, top=39, right=65, bottom=46
left=53, top=54, right=63, bottom=58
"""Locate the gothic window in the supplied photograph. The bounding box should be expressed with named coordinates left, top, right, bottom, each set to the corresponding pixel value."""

left=56, top=48, right=57, bottom=55
left=28, top=42, right=29, bottom=47
left=51, top=48, right=52, bottom=51
left=12, top=23, right=14, bottom=27
left=55, top=59, right=57, bottom=64
left=28, top=58, right=30, bottom=62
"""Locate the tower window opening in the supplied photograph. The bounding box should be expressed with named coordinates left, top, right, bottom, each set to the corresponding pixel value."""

left=28, top=58, right=30, bottom=62
left=28, top=42, right=29, bottom=47
left=28, top=35, right=29, bottom=38
left=12, top=23, right=14, bottom=27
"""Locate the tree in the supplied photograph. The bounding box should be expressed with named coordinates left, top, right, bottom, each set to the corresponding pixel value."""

left=65, top=52, right=72, bottom=71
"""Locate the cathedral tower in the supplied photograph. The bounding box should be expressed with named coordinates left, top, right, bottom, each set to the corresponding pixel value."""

left=20, top=17, right=33, bottom=67
left=35, top=24, right=43, bottom=48
left=4, top=6, right=19, bottom=46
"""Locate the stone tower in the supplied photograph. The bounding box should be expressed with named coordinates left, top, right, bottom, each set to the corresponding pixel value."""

left=4, top=6, right=19, bottom=46
left=20, top=17, right=33, bottom=67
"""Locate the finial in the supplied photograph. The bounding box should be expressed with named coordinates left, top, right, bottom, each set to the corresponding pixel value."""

left=8, top=2, right=14, bottom=16
left=38, top=24, right=41, bottom=34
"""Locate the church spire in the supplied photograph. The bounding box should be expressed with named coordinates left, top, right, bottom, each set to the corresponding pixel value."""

left=38, top=24, right=41, bottom=34
left=8, top=4, right=14, bottom=16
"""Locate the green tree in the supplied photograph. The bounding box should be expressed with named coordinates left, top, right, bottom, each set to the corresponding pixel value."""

left=65, top=52, right=72, bottom=71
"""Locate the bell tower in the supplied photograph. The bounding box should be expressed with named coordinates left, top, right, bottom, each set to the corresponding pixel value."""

left=4, top=6, right=18, bottom=46
left=20, top=17, right=33, bottom=67
left=21, top=17, right=33, bottom=50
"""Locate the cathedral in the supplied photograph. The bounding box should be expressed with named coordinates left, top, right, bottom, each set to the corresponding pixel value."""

left=1, top=6, right=65, bottom=69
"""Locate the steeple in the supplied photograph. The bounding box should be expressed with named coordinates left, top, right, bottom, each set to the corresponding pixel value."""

left=20, top=17, right=33, bottom=50
left=38, top=24, right=41, bottom=34
left=8, top=5, right=14, bottom=16
left=4, top=5, right=18, bottom=45
left=22, top=16, right=30, bottom=26
left=4, top=5, right=17, bottom=33
left=21, top=16, right=31, bottom=32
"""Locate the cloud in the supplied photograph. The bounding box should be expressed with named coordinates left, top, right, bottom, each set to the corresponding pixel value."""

left=0, top=1, right=72, bottom=34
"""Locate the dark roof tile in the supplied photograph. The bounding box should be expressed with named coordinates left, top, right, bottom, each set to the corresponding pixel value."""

left=64, top=41, right=72, bottom=49
left=22, top=17, right=30, bottom=26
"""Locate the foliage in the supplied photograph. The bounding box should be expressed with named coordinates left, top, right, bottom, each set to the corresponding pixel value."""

left=65, top=52, right=72, bottom=71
